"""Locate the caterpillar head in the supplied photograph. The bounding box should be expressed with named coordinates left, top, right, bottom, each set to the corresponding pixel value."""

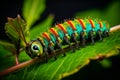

left=25, top=40, right=43, bottom=58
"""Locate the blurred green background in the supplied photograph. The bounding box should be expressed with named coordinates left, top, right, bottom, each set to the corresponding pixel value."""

left=0, top=0, right=120, bottom=80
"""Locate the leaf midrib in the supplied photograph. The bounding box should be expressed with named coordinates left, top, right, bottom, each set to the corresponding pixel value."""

left=50, top=55, right=69, bottom=80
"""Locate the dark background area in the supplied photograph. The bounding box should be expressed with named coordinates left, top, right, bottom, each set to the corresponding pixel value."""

left=0, top=0, right=114, bottom=40
left=0, top=0, right=120, bottom=80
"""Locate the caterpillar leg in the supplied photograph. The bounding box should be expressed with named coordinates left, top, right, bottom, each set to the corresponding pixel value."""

left=104, top=30, right=109, bottom=37
left=64, top=36, right=75, bottom=52
left=90, top=30, right=95, bottom=44
left=80, top=31, right=86, bottom=47
left=56, top=41, right=66, bottom=56
left=72, top=33, right=80, bottom=50
left=43, top=47, right=49, bottom=62
left=48, top=45, right=57, bottom=60
left=97, top=30, right=103, bottom=41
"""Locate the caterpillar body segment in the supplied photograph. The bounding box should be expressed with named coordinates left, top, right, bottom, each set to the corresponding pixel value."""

left=25, top=18, right=110, bottom=60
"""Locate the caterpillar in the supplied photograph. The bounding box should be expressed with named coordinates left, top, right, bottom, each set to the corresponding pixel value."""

left=25, top=18, right=110, bottom=61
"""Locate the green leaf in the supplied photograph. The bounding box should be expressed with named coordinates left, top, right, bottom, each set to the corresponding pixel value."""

left=1, top=29, right=120, bottom=80
left=0, top=45, right=15, bottom=72
left=5, top=15, right=27, bottom=46
left=30, top=14, right=54, bottom=39
left=0, top=45, right=30, bottom=72
left=0, top=41, right=16, bottom=54
left=22, top=0, right=46, bottom=30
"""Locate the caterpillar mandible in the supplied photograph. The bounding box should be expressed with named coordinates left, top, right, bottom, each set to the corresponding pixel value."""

left=25, top=18, right=110, bottom=61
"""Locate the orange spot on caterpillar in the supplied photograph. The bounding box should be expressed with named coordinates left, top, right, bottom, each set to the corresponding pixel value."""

left=106, top=23, right=109, bottom=29
left=98, top=21, right=103, bottom=28
left=88, top=19, right=94, bottom=28
left=57, top=24, right=67, bottom=33
left=50, top=28, right=58, bottom=37
left=42, top=32, right=50, bottom=41
left=67, top=20, right=76, bottom=30
left=77, top=19, right=86, bottom=29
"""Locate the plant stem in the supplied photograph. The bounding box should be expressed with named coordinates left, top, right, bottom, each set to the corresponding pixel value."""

left=0, top=25, right=120, bottom=76
left=15, top=54, right=19, bottom=65
left=110, top=25, right=120, bottom=32
left=0, top=58, right=40, bottom=76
